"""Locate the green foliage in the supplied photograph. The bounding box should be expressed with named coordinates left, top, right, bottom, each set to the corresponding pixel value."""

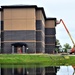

left=56, top=39, right=62, bottom=53
left=63, top=43, right=71, bottom=52
left=0, top=54, right=74, bottom=66
left=55, top=48, right=59, bottom=53
left=56, top=39, right=60, bottom=45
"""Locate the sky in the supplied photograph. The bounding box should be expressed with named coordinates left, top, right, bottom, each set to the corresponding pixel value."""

left=0, top=0, right=75, bottom=47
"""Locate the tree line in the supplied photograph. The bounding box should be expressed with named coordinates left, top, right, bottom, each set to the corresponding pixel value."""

left=56, top=39, right=71, bottom=53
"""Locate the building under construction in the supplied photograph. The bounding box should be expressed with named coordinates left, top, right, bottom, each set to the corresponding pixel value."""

left=0, top=5, right=56, bottom=54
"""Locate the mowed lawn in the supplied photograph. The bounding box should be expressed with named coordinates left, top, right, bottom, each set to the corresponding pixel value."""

left=0, top=54, right=75, bottom=66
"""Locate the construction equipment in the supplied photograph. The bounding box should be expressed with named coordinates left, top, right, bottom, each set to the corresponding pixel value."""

left=57, top=19, right=75, bottom=54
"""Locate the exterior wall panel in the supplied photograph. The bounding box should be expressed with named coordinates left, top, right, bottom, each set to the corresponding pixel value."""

left=3, top=42, right=11, bottom=53
left=36, top=20, right=42, bottom=30
left=4, top=30, right=36, bottom=41
left=4, top=20, right=12, bottom=30
left=36, top=20, right=44, bottom=32
left=26, top=20, right=35, bottom=30
left=36, top=42, right=44, bottom=53
left=3, top=42, right=36, bottom=53
left=45, top=37, right=56, bottom=44
left=4, top=8, right=36, bottom=19
left=36, top=19, right=45, bottom=53
left=45, top=28, right=55, bottom=35
left=4, top=8, right=36, bottom=30
left=36, top=31, right=43, bottom=41
left=25, top=42, right=36, bottom=53
left=45, top=19, right=56, bottom=53
left=36, top=10, right=43, bottom=20
left=12, top=9, right=26, bottom=19
left=45, top=20, right=55, bottom=28
left=4, top=9, right=12, bottom=20
left=4, top=19, right=36, bottom=30
left=45, top=45, right=55, bottom=53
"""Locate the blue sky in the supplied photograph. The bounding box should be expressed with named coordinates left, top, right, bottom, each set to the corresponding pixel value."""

left=0, top=0, right=75, bottom=47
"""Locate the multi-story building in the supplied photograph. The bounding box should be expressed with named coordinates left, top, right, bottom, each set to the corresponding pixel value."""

left=0, top=66, right=59, bottom=75
left=0, top=5, right=56, bottom=54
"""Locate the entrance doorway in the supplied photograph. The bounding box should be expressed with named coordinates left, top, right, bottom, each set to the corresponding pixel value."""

left=11, top=43, right=28, bottom=54
left=17, top=47, right=22, bottom=54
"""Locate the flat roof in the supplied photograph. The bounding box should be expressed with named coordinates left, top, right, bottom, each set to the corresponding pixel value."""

left=46, top=18, right=56, bottom=20
left=0, top=5, right=56, bottom=20
left=1, top=5, right=37, bottom=8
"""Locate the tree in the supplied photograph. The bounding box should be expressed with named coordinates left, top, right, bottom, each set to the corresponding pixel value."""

left=56, top=39, right=62, bottom=47
left=55, top=39, right=62, bottom=53
left=63, top=43, right=71, bottom=52
left=56, top=39, right=60, bottom=45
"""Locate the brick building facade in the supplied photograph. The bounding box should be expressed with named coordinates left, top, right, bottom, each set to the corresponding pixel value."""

left=0, top=5, right=56, bottom=53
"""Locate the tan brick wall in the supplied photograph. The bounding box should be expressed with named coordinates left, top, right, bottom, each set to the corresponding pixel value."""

left=45, top=20, right=55, bottom=28
left=36, top=10, right=45, bottom=26
left=4, top=20, right=12, bottom=30
left=4, top=8, right=36, bottom=19
left=36, top=10, right=42, bottom=20
left=4, top=9, right=12, bottom=20
left=4, top=8, right=36, bottom=30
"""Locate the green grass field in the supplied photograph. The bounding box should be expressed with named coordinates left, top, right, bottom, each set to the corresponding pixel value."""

left=0, top=54, right=75, bottom=66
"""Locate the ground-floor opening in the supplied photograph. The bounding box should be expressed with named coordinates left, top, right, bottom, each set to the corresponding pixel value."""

left=11, top=42, right=28, bottom=54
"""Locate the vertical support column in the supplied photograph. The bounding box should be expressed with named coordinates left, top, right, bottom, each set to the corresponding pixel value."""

left=12, top=68, right=14, bottom=75
left=12, top=46, right=14, bottom=54
left=23, top=46, right=25, bottom=53
left=23, top=68, right=25, bottom=75
left=42, top=67, right=45, bottom=75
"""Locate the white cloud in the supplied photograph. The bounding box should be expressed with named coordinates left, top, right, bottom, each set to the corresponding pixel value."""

left=57, top=66, right=74, bottom=75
